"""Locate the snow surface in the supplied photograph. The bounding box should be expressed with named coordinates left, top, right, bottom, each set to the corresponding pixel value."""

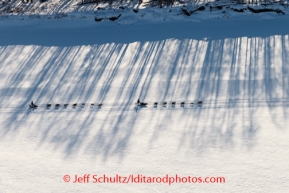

left=1, top=3, right=289, bottom=193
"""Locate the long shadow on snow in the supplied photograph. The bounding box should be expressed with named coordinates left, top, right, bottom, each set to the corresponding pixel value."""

left=1, top=35, right=289, bottom=159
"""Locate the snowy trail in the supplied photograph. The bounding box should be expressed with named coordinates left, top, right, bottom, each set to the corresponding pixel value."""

left=2, top=98, right=289, bottom=113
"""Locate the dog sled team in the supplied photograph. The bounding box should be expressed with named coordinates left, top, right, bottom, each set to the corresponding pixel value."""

left=136, top=99, right=202, bottom=107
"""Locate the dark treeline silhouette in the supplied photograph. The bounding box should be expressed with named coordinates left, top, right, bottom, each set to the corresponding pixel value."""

left=82, top=0, right=176, bottom=7
left=82, top=0, right=100, bottom=4
left=81, top=0, right=289, bottom=8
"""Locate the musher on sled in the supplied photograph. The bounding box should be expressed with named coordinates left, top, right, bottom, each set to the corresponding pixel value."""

left=136, top=99, right=147, bottom=106
left=29, top=101, right=38, bottom=108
